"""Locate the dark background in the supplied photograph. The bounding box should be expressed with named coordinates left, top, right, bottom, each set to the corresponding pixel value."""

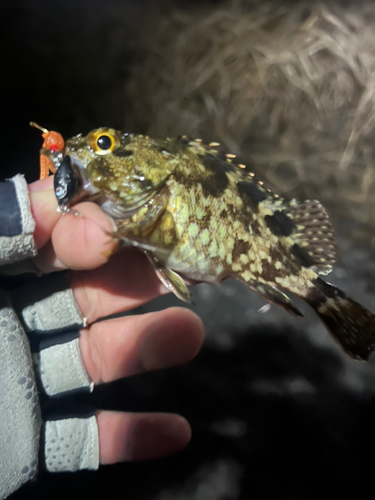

left=1, top=0, right=147, bottom=181
left=3, top=1, right=375, bottom=499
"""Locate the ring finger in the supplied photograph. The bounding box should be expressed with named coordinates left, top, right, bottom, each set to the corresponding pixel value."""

left=80, top=307, right=204, bottom=384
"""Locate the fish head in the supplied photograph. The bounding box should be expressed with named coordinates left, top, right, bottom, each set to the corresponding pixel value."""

left=55, top=128, right=176, bottom=216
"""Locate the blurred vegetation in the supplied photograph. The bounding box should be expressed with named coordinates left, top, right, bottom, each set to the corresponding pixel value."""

left=124, top=0, right=375, bottom=244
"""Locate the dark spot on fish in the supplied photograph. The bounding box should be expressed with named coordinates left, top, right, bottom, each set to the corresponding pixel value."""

left=232, top=239, right=250, bottom=262
left=201, top=178, right=228, bottom=197
left=195, top=206, right=212, bottom=223
left=173, top=166, right=228, bottom=197
left=137, top=175, right=154, bottom=189
left=202, top=208, right=213, bottom=222
left=235, top=205, right=261, bottom=237
left=220, top=209, right=228, bottom=219
left=237, top=181, right=267, bottom=210
left=265, top=210, right=295, bottom=236
left=257, top=246, right=292, bottom=281
left=201, top=154, right=230, bottom=193
left=291, top=243, right=314, bottom=268
left=204, top=153, right=237, bottom=174
left=113, top=149, right=133, bottom=157
left=250, top=217, right=262, bottom=236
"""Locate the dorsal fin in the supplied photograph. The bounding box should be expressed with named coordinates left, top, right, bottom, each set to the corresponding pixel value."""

left=287, top=199, right=337, bottom=275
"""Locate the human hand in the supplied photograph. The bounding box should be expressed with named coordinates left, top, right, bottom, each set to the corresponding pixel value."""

left=28, top=177, right=204, bottom=463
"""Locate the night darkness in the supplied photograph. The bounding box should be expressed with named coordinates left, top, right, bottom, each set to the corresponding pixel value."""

left=1, top=0, right=146, bottom=182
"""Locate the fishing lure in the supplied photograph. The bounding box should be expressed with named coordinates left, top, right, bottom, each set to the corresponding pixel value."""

left=30, top=122, right=65, bottom=179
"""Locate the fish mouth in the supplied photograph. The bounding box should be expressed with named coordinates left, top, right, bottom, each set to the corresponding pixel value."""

left=66, top=154, right=162, bottom=220
left=69, top=155, right=102, bottom=198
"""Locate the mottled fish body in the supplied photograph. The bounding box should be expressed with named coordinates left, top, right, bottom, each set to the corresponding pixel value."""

left=49, top=127, right=375, bottom=360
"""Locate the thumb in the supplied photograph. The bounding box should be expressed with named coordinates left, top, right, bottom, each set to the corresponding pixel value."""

left=28, top=177, right=61, bottom=249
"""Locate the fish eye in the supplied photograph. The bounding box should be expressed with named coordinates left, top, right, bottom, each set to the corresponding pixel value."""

left=89, top=129, right=120, bottom=155
left=97, top=135, right=113, bottom=150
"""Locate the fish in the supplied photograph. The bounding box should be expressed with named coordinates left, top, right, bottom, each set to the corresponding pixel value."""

left=39, top=126, right=375, bottom=360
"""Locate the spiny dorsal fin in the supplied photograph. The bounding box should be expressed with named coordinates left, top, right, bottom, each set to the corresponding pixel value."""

left=287, top=199, right=337, bottom=275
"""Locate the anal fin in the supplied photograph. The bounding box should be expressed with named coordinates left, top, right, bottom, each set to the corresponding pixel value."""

left=145, top=251, right=193, bottom=304
left=237, top=277, right=303, bottom=317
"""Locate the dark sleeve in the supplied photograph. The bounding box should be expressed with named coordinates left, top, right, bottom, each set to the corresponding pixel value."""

left=0, top=175, right=37, bottom=268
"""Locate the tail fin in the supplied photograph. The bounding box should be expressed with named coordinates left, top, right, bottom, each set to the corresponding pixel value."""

left=306, top=278, right=375, bottom=360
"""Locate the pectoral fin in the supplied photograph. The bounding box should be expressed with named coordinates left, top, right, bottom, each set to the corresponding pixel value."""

left=145, top=251, right=193, bottom=304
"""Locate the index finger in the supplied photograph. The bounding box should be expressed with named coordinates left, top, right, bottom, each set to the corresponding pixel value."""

left=29, top=177, right=120, bottom=272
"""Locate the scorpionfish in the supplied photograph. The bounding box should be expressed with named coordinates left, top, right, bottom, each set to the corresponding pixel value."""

left=38, top=126, right=375, bottom=360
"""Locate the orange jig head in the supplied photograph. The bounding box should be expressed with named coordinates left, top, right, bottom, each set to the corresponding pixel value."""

left=30, top=122, right=65, bottom=180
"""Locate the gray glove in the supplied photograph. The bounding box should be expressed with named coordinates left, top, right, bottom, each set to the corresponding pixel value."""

left=0, top=175, right=99, bottom=500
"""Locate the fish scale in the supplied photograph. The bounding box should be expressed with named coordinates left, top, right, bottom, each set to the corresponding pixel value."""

left=37, top=126, right=375, bottom=360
